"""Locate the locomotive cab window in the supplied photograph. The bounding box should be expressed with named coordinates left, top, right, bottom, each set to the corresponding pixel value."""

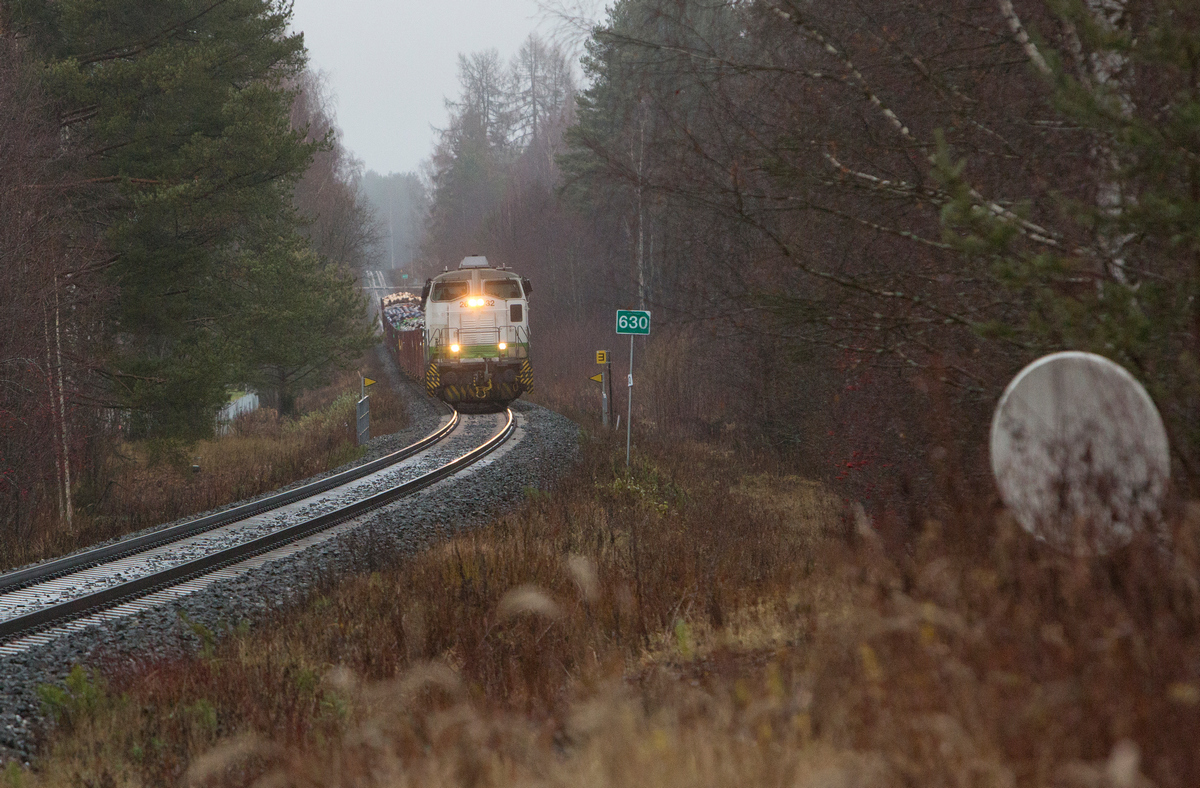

left=430, top=281, right=470, bottom=302
left=483, top=279, right=523, bottom=300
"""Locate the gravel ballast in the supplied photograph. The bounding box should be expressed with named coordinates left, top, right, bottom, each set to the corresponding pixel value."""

left=0, top=357, right=579, bottom=764
left=0, top=413, right=504, bottom=621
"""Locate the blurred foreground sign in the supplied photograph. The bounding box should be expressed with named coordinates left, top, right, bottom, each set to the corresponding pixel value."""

left=989, top=352, right=1169, bottom=554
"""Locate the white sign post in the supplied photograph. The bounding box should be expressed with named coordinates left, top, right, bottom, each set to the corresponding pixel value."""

left=357, top=376, right=376, bottom=446
left=616, top=310, right=651, bottom=466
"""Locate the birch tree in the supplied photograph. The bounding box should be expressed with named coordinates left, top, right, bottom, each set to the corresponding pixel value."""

left=940, top=0, right=1200, bottom=481
left=0, top=36, right=102, bottom=540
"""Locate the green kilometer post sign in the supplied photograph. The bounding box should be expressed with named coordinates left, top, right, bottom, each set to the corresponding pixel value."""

left=616, top=309, right=650, bottom=466
left=616, top=309, right=651, bottom=335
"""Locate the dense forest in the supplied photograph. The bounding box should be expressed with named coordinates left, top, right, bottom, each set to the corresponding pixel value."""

left=5, top=0, right=1200, bottom=540
left=416, top=0, right=1200, bottom=520
left=7, top=3, right=1200, bottom=782
left=0, top=0, right=378, bottom=538
left=360, top=171, right=427, bottom=273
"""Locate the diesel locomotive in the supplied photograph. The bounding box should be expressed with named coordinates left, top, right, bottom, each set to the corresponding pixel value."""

left=381, top=256, right=532, bottom=406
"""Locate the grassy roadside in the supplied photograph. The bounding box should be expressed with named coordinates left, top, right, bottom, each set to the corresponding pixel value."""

left=1, top=358, right=410, bottom=573
left=14, top=427, right=1200, bottom=787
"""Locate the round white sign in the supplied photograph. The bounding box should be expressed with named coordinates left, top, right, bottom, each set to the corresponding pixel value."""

left=990, top=352, right=1170, bottom=554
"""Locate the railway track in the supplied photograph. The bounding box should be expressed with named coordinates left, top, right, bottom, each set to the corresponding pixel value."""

left=0, top=407, right=515, bottom=653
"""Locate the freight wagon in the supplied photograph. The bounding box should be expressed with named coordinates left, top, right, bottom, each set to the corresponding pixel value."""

left=380, top=291, right=426, bottom=380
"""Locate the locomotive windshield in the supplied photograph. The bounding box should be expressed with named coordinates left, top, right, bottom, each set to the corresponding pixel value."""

left=483, top=279, right=523, bottom=299
left=431, top=281, right=470, bottom=302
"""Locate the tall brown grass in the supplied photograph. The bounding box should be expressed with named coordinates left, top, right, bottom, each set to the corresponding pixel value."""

left=1, top=362, right=409, bottom=573
left=18, top=428, right=1200, bottom=787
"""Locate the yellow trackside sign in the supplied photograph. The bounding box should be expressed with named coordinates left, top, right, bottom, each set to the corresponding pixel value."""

left=596, top=351, right=609, bottom=364
left=589, top=373, right=604, bottom=383
left=363, top=377, right=376, bottom=387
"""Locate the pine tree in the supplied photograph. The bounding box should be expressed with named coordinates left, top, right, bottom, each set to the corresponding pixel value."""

left=11, top=0, right=373, bottom=437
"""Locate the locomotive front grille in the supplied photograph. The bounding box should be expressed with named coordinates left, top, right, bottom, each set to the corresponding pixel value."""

left=460, top=312, right=497, bottom=329
left=458, top=311, right=499, bottom=348
left=459, top=328, right=499, bottom=346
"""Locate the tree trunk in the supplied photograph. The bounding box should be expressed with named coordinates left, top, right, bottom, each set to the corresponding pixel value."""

left=53, top=277, right=73, bottom=528
left=1079, top=0, right=1136, bottom=283
left=635, top=100, right=648, bottom=310
left=43, top=303, right=66, bottom=529
left=278, top=367, right=295, bottom=416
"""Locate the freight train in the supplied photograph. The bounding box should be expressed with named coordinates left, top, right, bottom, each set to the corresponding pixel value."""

left=381, top=256, right=532, bottom=406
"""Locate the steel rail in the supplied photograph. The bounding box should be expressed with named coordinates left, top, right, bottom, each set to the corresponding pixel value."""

left=0, top=408, right=514, bottom=645
left=0, top=408, right=459, bottom=596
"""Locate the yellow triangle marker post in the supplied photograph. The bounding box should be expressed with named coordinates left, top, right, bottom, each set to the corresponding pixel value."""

left=359, top=376, right=377, bottom=411
left=589, top=373, right=603, bottom=383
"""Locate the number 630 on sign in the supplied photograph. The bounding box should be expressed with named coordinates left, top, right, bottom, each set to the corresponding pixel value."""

left=616, top=310, right=651, bottom=335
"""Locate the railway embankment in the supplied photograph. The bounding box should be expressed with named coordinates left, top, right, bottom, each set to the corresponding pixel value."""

left=0, top=350, right=579, bottom=766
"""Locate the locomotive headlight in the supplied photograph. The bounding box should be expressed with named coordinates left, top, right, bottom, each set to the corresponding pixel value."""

left=467, top=298, right=484, bottom=307
left=498, top=342, right=507, bottom=351
left=450, top=344, right=460, bottom=353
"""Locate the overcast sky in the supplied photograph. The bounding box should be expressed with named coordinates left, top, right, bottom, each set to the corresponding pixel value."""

left=288, top=0, right=557, bottom=176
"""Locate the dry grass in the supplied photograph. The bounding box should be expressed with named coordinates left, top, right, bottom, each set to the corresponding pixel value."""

left=1, top=360, right=410, bottom=572
left=15, top=428, right=1200, bottom=787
